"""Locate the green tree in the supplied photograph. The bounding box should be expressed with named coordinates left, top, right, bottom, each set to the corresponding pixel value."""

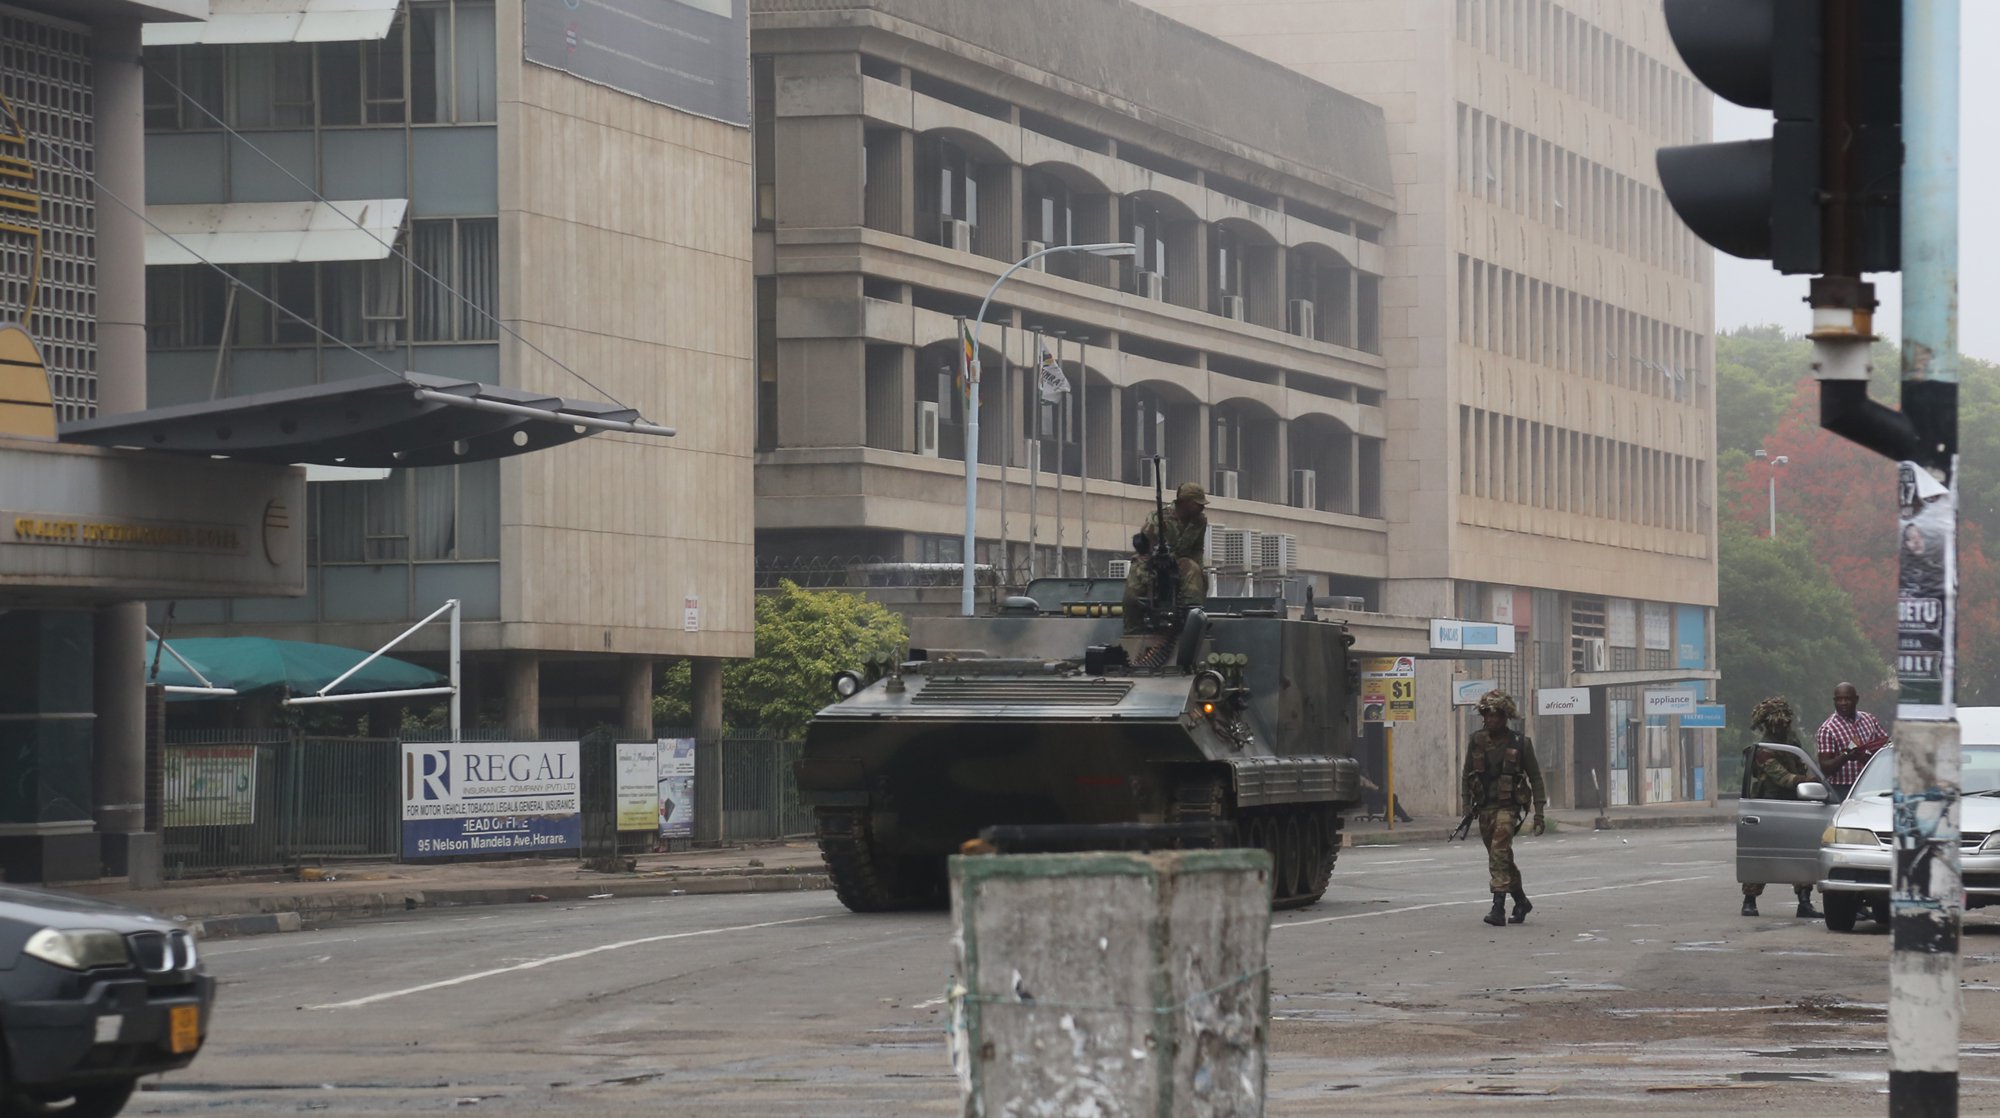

left=1716, top=520, right=1887, bottom=758
left=654, top=580, right=908, bottom=739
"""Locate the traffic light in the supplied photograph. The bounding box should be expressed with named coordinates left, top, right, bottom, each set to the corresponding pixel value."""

left=1658, top=0, right=1900, bottom=276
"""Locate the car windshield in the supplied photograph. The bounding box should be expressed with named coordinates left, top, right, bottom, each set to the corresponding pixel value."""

left=1849, top=744, right=2000, bottom=796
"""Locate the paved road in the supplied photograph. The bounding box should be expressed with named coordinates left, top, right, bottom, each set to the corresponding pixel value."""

left=128, top=826, right=2000, bottom=1115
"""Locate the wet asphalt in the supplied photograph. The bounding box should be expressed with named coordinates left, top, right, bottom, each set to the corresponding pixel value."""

left=123, top=825, right=2000, bottom=1116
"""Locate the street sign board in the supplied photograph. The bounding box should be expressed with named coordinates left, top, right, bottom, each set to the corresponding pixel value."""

left=1643, top=689, right=1698, bottom=717
left=1682, top=704, right=1727, bottom=729
left=1361, top=656, right=1416, bottom=722
left=1536, top=687, right=1591, bottom=716
left=1452, top=679, right=1496, bottom=706
left=401, top=742, right=581, bottom=859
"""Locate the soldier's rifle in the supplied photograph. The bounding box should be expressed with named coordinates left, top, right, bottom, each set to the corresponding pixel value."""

left=1132, top=454, right=1179, bottom=632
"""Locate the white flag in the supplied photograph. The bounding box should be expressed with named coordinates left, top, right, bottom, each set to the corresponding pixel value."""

left=1036, top=340, right=1070, bottom=402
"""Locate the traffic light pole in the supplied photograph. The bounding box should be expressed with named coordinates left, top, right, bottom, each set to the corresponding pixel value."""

left=1886, top=3, right=1961, bottom=1115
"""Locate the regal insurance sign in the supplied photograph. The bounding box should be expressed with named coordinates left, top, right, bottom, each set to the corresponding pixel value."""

left=401, top=742, right=581, bottom=859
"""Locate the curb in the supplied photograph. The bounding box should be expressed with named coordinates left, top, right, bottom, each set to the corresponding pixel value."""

left=168, top=871, right=832, bottom=938
left=1344, top=813, right=1733, bottom=848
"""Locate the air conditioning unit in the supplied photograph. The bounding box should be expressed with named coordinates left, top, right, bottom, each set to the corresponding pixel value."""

left=1219, top=294, right=1246, bottom=321
left=1209, top=527, right=1259, bottom=570
left=1139, top=456, right=1168, bottom=488
left=1582, top=636, right=1608, bottom=672
left=1023, top=239, right=1048, bottom=270
left=1107, top=559, right=1132, bottom=579
left=1290, top=468, right=1317, bottom=510
left=1138, top=271, right=1165, bottom=301
left=917, top=400, right=941, bottom=457
left=1258, top=532, right=1297, bottom=575
left=943, top=217, right=973, bottom=253
left=1211, top=467, right=1240, bottom=500
left=1288, top=298, right=1316, bottom=339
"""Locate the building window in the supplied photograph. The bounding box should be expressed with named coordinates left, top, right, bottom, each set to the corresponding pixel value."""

left=312, top=460, right=500, bottom=565
left=410, top=217, right=498, bottom=342
left=147, top=2, right=497, bottom=131
left=917, top=135, right=980, bottom=248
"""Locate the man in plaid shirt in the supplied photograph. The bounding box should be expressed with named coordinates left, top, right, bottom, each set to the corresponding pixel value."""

left=1815, top=682, right=1890, bottom=796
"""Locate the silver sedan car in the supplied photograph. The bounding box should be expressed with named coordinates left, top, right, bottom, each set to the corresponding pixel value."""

left=1814, top=741, right=2000, bottom=930
left=1737, top=711, right=2000, bottom=933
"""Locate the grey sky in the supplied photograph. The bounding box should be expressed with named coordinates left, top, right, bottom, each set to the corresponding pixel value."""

left=1709, top=6, right=1994, bottom=363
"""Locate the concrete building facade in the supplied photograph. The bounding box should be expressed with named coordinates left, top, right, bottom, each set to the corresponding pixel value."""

left=1128, top=0, right=1721, bottom=813
left=137, top=0, right=756, bottom=736
left=750, top=0, right=1399, bottom=621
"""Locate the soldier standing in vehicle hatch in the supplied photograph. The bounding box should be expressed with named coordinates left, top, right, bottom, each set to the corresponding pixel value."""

left=1739, top=695, right=1823, bottom=919
left=1121, top=482, right=1209, bottom=634
left=1462, top=690, right=1546, bottom=927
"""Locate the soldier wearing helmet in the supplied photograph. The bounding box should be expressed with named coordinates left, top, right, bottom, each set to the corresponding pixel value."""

left=1462, top=689, right=1547, bottom=927
left=1739, top=696, right=1822, bottom=919
left=1122, top=482, right=1210, bottom=633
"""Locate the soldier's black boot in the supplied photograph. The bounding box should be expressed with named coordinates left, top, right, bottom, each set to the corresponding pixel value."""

left=1741, top=896, right=1758, bottom=917
left=1794, top=887, right=1822, bottom=919
left=1483, top=892, right=1508, bottom=927
left=1508, top=885, right=1532, bottom=924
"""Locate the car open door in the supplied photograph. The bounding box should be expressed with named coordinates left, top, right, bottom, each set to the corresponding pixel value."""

left=1737, top=742, right=1837, bottom=887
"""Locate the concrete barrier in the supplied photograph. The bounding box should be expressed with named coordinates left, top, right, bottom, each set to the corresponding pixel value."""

left=949, top=849, right=1271, bottom=1116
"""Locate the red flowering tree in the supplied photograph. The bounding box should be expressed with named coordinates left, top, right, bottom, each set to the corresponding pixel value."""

left=1724, top=376, right=2000, bottom=704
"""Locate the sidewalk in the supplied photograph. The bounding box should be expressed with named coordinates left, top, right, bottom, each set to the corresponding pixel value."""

left=70, top=802, right=1736, bottom=938
left=1344, top=801, right=1736, bottom=846
left=72, top=841, right=832, bottom=937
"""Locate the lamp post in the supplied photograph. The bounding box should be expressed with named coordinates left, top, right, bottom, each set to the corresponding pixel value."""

left=962, top=242, right=1136, bottom=616
left=1753, top=449, right=1789, bottom=537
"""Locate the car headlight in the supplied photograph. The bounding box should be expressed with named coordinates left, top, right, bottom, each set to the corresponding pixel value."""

left=1822, top=826, right=1880, bottom=846
left=1979, top=833, right=2000, bottom=852
left=23, top=928, right=129, bottom=971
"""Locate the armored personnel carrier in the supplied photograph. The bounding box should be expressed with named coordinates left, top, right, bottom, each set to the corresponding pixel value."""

left=797, top=579, right=1364, bottom=912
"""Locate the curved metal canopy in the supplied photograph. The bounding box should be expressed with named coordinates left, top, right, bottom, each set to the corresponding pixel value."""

left=58, top=372, right=672, bottom=466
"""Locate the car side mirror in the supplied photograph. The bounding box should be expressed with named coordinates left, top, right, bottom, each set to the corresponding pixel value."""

left=1796, top=781, right=1830, bottom=802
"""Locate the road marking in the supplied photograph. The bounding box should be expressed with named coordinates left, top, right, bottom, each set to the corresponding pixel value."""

left=307, top=915, right=832, bottom=1009
left=1274, top=875, right=1714, bottom=929
left=1342, top=857, right=1440, bottom=867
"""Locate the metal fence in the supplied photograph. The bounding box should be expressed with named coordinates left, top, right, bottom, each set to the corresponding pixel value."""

left=160, top=728, right=811, bottom=874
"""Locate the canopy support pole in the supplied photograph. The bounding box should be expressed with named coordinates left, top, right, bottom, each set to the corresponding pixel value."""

left=280, top=600, right=461, bottom=738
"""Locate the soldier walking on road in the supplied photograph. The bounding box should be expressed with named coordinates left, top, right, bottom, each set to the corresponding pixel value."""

left=1740, top=696, right=1823, bottom=919
left=1462, top=690, right=1547, bottom=927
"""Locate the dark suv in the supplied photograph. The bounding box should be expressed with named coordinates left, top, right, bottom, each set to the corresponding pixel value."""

left=0, top=885, right=213, bottom=1116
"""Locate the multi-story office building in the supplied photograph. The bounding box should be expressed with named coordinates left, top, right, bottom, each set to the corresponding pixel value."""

left=1129, top=0, right=1721, bottom=812
left=749, top=0, right=1398, bottom=618
left=137, top=0, right=755, bottom=735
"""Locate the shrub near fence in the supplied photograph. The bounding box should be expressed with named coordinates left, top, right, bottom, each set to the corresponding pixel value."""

left=161, top=728, right=814, bottom=873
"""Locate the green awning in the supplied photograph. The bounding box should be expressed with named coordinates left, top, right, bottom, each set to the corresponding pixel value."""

left=144, top=637, right=444, bottom=701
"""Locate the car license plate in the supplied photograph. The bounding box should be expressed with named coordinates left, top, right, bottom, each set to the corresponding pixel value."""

left=94, top=1014, right=122, bottom=1044
left=168, top=1005, right=200, bottom=1054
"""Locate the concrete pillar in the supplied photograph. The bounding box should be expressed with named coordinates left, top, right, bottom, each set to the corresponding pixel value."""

left=951, top=850, right=1271, bottom=1113
left=691, top=657, right=725, bottom=845
left=93, top=22, right=149, bottom=877
left=95, top=20, right=144, bottom=418
left=621, top=657, right=655, bottom=740
left=505, top=653, right=541, bottom=739
left=92, top=605, right=145, bottom=836
left=691, top=657, right=724, bottom=740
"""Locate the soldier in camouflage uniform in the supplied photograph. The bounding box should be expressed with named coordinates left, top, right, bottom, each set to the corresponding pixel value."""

left=1122, top=482, right=1210, bottom=634
left=1740, top=695, right=1823, bottom=919
left=1462, top=690, right=1547, bottom=927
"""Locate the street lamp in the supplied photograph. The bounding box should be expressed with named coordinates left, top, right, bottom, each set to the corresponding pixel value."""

left=1753, top=449, right=1790, bottom=537
left=961, top=242, right=1137, bottom=616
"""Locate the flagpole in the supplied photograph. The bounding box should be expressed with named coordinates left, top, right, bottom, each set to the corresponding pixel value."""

left=998, top=322, right=1010, bottom=586
left=957, top=315, right=979, bottom=609
left=1028, top=328, right=1041, bottom=580
left=1053, top=333, right=1065, bottom=579
left=1078, top=334, right=1090, bottom=578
